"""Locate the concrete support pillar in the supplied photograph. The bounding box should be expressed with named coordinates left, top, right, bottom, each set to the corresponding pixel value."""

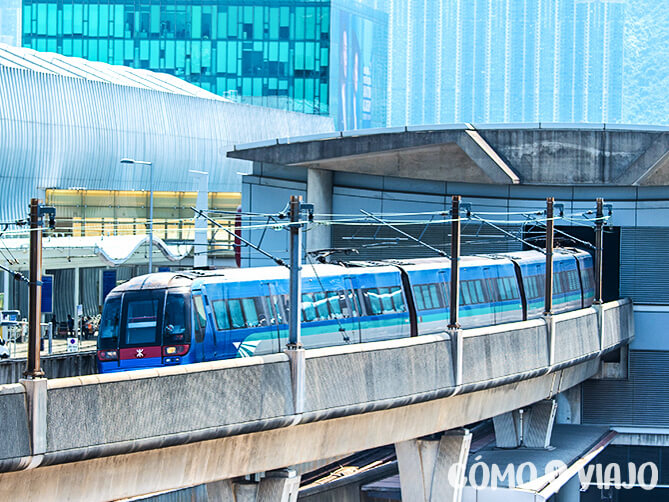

left=493, top=399, right=557, bottom=449
left=493, top=410, right=522, bottom=448
left=524, top=399, right=558, bottom=448
left=306, top=168, right=332, bottom=254
left=556, top=386, right=582, bottom=425
left=3, top=269, right=9, bottom=310
left=257, top=469, right=300, bottom=501
left=396, top=429, right=471, bottom=502
left=206, top=469, right=300, bottom=502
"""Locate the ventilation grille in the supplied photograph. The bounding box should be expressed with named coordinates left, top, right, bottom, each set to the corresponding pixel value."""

left=583, top=350, right=669, bottom=427
left=620, top=227, right=669, bottom=304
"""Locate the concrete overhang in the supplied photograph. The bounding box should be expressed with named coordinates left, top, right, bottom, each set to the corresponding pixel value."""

left=229, top=125, right=521, bottom=185
left=229, top=124, right=669, bottom=186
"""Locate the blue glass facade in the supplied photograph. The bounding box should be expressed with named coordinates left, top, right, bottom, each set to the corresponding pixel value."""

left=388, top=0, right=625, bottom=125
left=21, top=0, right=387, bottom=128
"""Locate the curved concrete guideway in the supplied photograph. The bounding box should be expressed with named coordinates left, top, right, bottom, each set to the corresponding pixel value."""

left=0, top=300, right=633, bottom=501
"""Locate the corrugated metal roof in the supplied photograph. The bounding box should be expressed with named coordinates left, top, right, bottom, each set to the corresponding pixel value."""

left=0, top=43, right=230, bottom=102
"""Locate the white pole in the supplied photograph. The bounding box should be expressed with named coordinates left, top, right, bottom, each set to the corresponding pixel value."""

left=74, top=266, right=80, bottom=340
left=190, top=170, right=209, bottom=268
left=149, top=163, right=154, bottom=273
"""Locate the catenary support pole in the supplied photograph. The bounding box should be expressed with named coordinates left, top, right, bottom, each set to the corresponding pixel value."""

left=25, top=198, right=44, bottom=378
left=285, top=195, right=313, bottom=415
left=544, top=197, right=554, bottom=315
left=594, top=198, right=604, bottom=304
left=288, top=195, right=302, bottom=348
left=448, top=196, right=461, bottom=329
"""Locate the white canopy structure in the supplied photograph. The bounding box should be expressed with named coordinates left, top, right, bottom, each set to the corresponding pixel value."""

left=0, top=235, right=192, bottom=270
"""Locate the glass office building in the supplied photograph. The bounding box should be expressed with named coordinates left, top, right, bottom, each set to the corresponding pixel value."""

left=20, top=0, right=387, bottom=129
left=387, top=0, right=624, bottom=125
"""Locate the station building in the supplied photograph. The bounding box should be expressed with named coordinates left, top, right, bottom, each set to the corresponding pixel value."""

left=0, top=43, right=334, bottom=320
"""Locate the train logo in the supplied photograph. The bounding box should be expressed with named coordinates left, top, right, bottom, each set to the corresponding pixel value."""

left=135, top=349, right=144, bottom=358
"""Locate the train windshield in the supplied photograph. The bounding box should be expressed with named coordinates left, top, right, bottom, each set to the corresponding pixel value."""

left=99, top=289, right=192, bottom=349
left=164, top=292, right=191, bottom=344
left=98, top=296, right=121, bottom=350
left=124, top=295, right=161, bottom=346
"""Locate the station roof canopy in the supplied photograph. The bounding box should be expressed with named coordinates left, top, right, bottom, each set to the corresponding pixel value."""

left=229, top=123, right=669, bottom=186
left=0, top=43, right=229, bottom=101
left=0, top=235, right=191, bottom=270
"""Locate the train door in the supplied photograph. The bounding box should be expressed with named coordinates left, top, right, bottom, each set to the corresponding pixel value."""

left=483, top=267, right=499, bottom=325
left=193, top=290, right=217, bottom=360
left=438, top=270, right=451, bottom=328
left=345, top=277, right=362, bottom=343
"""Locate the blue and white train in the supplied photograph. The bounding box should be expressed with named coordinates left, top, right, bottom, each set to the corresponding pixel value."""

left=96, top=249, right=595, bottom=373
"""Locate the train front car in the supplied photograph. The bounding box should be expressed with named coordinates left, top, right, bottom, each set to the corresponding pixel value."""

left=97, top=273, right=196, bottom=373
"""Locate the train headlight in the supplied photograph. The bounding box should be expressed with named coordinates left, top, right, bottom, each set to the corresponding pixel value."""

left=163, top=345, right=189, bottom=356
left=97, top=350, right=118, bottom=361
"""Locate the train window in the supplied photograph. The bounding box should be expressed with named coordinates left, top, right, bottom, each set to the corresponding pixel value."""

left=211, top=300, right=230, bottom=330
left=377, top=288, right=393, bottom=313
left=365, top=289, right=383, bottom=315
left=486, top=279, right=500, bottom=302
left=414, top=284, right=442, bottom=310
left=313, top=292, right=330, bottom=319
left=346, top=290, right=361, bottom=317
left=553, top=273, right=564, bottom=294
left=301, top=293, right=317, bottom=322
left=524, top=277, right=536, bottom=298
left=526, top=275, right=544, bottom=299
left=242, top=298, right=263, bottom=327
left=414, top=286, right=426, bottom=310
left=125, top=298, right=160, bottom=345
left=193, top=295, right=207, bottom=343
left=496, top=277, right=518, bottom=301
left=267, top=295, right=286, bottom=325
left=327, top=292, right=344, bottom=317
left=496, top=278, right=507, bottom=301
left=228, top=299, right=245, bottom=328
left=164, top=293, right=189, bottom=343
left=567, top=270, right=580, bottom=291
left=460, top=282, right=472, bottom=305
left=465, top=280, right=486, bottom=304
left=582, top=267, right=594, bottom=291
left=390, top=286, right=406, bottom=312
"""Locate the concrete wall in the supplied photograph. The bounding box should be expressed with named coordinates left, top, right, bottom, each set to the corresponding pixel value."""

left=476, top=128, right=664, bottom=184
left=0, top=384, right=30, bottom=465
left=0, top=300, right=632, bottom=472
left=45, top=354, right=293, bottom=454
left=462, top=321, right=548, bottom=384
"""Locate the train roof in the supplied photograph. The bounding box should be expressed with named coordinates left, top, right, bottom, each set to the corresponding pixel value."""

left=110, top=248, right=592, bottom=293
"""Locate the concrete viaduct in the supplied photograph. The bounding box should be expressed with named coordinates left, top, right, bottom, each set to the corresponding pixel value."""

left=0, top=299, right=632, bottom=501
